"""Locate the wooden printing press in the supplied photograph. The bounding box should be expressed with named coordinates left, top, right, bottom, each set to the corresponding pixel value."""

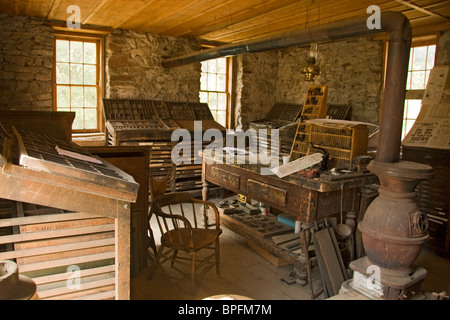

left=102, top=99, right=226, bottom=197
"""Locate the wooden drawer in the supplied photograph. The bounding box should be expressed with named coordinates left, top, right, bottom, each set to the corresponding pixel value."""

left=210, top=167, right=240, bottom=189
left=247, top=179, right=287, bottom=207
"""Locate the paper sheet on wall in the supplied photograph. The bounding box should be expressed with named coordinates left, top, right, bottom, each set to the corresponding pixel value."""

left=402, top=66, right=450, bottom=150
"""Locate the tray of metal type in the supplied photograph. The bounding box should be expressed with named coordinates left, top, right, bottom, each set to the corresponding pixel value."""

left=165, top=102, right=197, bottom=120
left=326, top=104, right=351, bottom=120
left=188, top=102, right=215, bottom=120
left=102, top=99, right=159, bottom=121
left=13, top=127, right=139, bottom=194
left=265, top=103, right=303, bottom=122
left=250, top=119, right=291, bottom=129
left=221, top=211, right=293, bottom=239
left=107, top=120, right=167, bottom=131
left=175, top=119, right=226, bottom=132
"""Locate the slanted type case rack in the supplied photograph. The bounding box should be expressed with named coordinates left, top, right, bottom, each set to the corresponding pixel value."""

left=0, top=123, right=139, bottom=300
left=103, top=99, right=226, bottom=195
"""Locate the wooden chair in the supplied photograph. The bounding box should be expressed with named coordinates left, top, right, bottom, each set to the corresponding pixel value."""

left=148, top=192, right=222, bottom=291
left=148, top=166, right=175, bottom=258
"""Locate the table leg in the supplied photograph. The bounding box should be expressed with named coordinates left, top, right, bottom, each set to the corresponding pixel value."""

left=202, top=180, right=209, bottom=202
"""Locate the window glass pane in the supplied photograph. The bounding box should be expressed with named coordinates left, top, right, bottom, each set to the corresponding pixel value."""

left=412, top=46, right=427, bottom=71
left=208, top=93, right=218, bottom=109
left=84, top=65, right=96, bottom=85
left=405, top=119, right=415, bottom=136
left=201, top=61, right=208, bottom=73
left=217, top=58, right=226, bottom=74
left=85, top=87, right=97, bottom=108
left=71, top=86, right=84, bottom=108
left=426, top=45, right=436, bottom=70
left=84, top=108, right=97, bottom=130
left=405, top=99, right=421, bottom=119
left=410, top=71, right=425, bottom=90
left=56, top=63, right=70, bottom=84
left=200, top=73, right=208, bottom=91
left=406, top=71, right=412, bottom=90
left=70, top=64, right=83, bottom=85
left=70, top=41, right=83, bottom=63
left=216, top=111, right=226, bottom=126
left=56, top=40, right=70, bottom=63
left=207, top=59, right=217, bottom=73
left=72, top=107, right=84, bottom=130
left=57, top=86, right=70, bottom=108
left=199, top=91, right=208, bottom=103
left=207, top=74, right=216, bottom=91
left=408, top=50, right=413, bottom=70
left=218, top=93, right=227, bottom=111
left=84, top=42, right=97, bottom=65
left=217, top=74, right=226, bottom=92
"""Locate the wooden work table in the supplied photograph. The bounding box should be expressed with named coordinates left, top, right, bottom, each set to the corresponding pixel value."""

left=201, top=153, right=378, bottom=224
left=201, top=152, right=378, bottom=299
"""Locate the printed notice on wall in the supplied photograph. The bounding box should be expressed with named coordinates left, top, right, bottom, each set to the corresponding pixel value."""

left=402, top=66, right=450, bottom=150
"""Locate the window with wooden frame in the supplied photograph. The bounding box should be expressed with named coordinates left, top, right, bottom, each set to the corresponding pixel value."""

left=53, top=33, right=103, bottom=133
left=199, top=57, right=232, bottom=128
left=402, top=38, right=437, bottom=140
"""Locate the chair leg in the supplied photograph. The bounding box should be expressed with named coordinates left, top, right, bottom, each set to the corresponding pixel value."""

left=191, top=251, right=196, bottom=292
left=215, top=239, right=220, bottom=276
left=148, top=244, right=165, bottom=280
left=170, top=250, right=178, bottom=267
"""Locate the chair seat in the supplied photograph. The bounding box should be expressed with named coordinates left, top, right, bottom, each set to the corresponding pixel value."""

left=161, top=228, right=222, bottom=252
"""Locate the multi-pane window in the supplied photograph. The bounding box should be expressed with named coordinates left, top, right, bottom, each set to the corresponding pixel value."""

left=54, top=35, right=101, bottom=132
left=200, top=58, right=229, bottom=127
left=402, top=44, right=436, bottom=140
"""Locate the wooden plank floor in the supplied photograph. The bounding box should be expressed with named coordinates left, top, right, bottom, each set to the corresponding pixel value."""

left=131, top=198, right=450, bottom=300
left=131, top=224, right=315, bottom=300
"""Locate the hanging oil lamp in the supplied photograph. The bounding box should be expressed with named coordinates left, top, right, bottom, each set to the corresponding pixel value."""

left=301, top=43, right=320, bottom=81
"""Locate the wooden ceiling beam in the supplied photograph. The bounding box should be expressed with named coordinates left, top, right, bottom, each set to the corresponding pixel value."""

left=394, top=0, right=449, bottom=20
left=112, top=0, right=160, bottom=29
left=47, top=0, right=61, bottom=20
left=82, top=0, right=111, bottom=25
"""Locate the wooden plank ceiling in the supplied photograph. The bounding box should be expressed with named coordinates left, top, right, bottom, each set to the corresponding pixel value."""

left=1, top=0, right=449, bottom=43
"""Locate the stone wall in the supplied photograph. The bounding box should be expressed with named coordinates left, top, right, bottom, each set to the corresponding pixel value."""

left=276, top=37, right=383, bottom=123
left=233, top=36, right=384, bottom=130
left=0, top=14, right=54, bottom=110
left=105, top=29, right=202, bottom=102
left=233, top=52, right=278, bottom=130
left=436, top=29, right=450, bottom=66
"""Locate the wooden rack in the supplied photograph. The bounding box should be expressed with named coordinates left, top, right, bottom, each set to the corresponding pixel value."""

left=291, top=85, right=328, bottom=160
left=293, top=119, right=369, bottom=169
